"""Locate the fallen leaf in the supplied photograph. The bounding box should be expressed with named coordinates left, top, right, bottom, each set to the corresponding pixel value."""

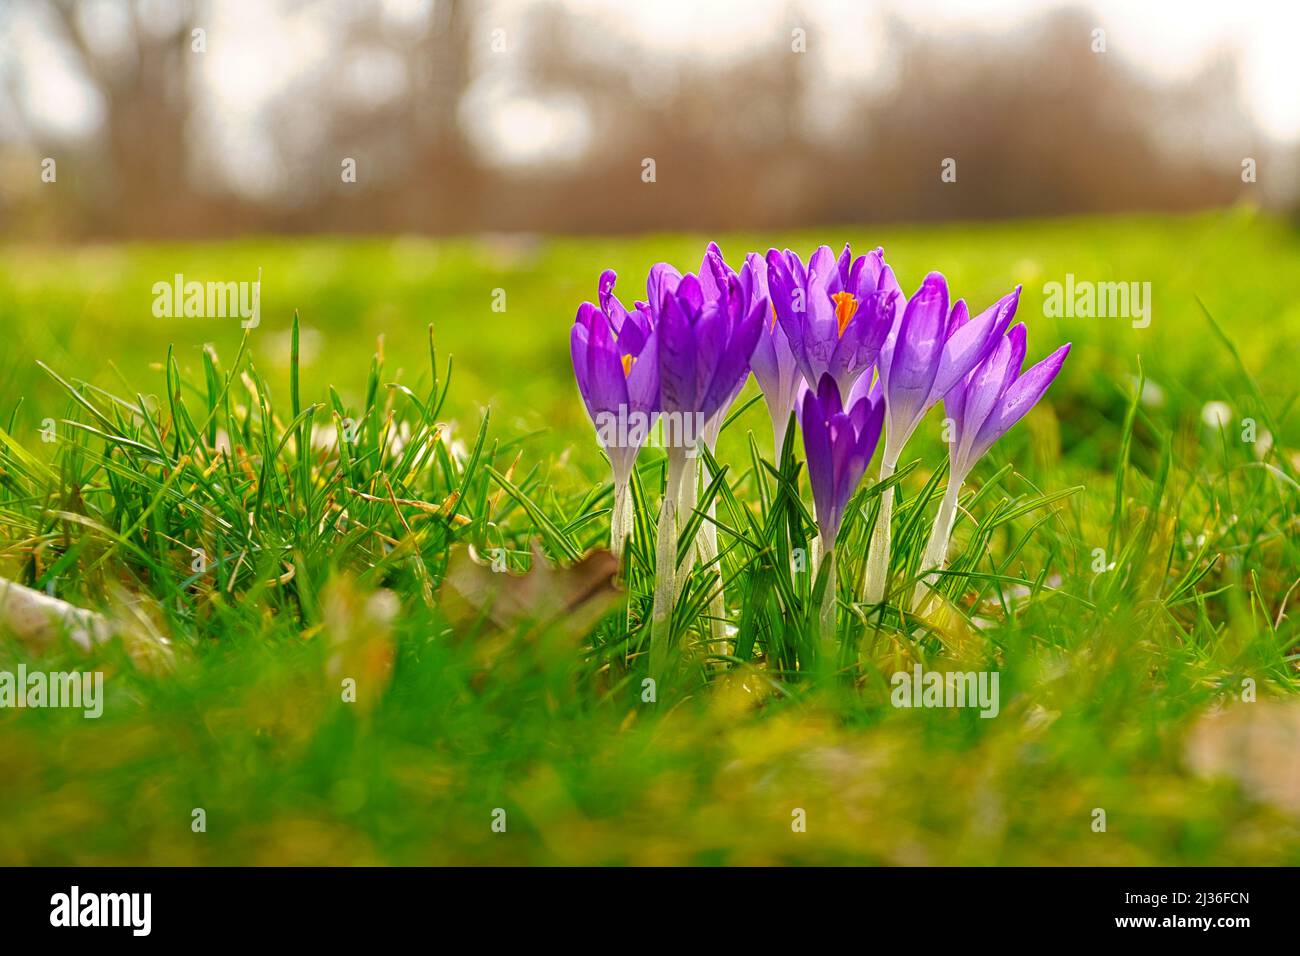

left=0, top=577, right=173, bottom=670
left=0, top=577, right=111, bottom=651
left=441, top=541, right=621, bottom=638
left=1186, top=701, right=1300, bottom=815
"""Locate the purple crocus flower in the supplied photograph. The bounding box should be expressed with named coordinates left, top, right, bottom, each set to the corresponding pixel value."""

left=691, top=243, right=800, bottom=455
left=766, top=244, right=898, bottom=402
left=649, top=267, right=764, bottom=435
left=800, top=372, right=884, bottom=643
left=677, top=242, right=771, bottom=655
left=694, top=243, right=765, bottom=449
left=860, top=273, right=1020, bottom=603
left=570, top=269, right=659, bottom=557
left=741, top=251, right=804, bottom=455
left=801, top=373, right=885, bottom=549
left=646, top=256, right=765, bottom=678
left=912, top=324, right=1070, bottom=609
left=945, top=325, right=1070, bottom=482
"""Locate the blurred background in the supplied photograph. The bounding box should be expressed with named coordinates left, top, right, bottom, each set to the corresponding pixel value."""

left=1, top=0, right=1296, bottom=240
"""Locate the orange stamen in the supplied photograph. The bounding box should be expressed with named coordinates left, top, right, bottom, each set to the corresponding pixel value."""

left=621, top=353, right=636, bottom=377
left=832, top=291, right=858, bottom=337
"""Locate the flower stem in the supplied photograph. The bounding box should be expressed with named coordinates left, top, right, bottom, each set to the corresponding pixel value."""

left=863, top=453, right=897, bottom=604
left=676, top=453, right=699, bottom=575
left=695, top=494, right=728, bottom=664
left=649, top=448, right=687, bottom=682
left=817, top=540, right=837, bottom=660
left=609, top=475, right=633, bottom=560
left=771, top=413, right=788, bottom=465
left=911, top=477, right=962, bottom=613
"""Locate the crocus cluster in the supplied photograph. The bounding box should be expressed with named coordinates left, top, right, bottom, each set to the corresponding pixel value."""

left=570, top=242, right=1069, bottom=675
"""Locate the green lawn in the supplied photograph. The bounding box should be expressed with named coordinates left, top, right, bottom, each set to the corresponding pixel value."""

left=0, top=208, right=1297, bottom=864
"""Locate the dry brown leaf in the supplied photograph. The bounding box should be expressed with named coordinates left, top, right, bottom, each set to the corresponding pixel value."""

left=0, top=577, right=111, bottom=651
left=1186, top=701, right=1300, bottom=815
left=441, top=541, right=621, bottom=638
left=0, top=577, right=172, bottom=669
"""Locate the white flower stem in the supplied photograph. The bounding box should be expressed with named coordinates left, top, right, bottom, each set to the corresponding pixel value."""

left=863, top=452, right=898, bottom=604
left=695, top=494, right=728, bottom=663
left=649, top=448, right=688, bottom=681
left=911, top=476, right=962, bottom=612
left=609, top=475, right=633, bottom=560
left=817, top=539, right=837, bottom=659
left=771, top=413, right=789, bottom=464
left=676, top=453, right=699, bottom=574
left=687, top=441, right=728, bottom=665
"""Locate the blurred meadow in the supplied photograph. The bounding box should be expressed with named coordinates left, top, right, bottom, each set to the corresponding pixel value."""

left=1, top=207, right=1298, bottom=864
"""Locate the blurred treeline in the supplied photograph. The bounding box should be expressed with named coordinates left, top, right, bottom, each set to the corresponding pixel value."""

left=0, top=0, right=1292, bottom=239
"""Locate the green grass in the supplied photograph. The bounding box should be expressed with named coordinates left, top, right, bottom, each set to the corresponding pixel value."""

left=0, top=208, right=1297, bottom=865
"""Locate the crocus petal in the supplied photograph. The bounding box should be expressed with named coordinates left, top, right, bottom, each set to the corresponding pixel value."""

left=586, top=329, right=628, bottom=418
left=802, top=374, right=884, bottom=546
left=997, top=323, right=1029, bottom=400
left=800, top=387, right=835, bottom=535
left=656, top=290, right=698, bottom=415
left=808, top=246, right=836, bottom=288
left=957, top=327, right=1020, bottom=463
left=692, top=300, right=728, bottom=404
left=583, top=298, right=621, bottom=411
left=870, top=251, right=905, bottom=309
left=971, top=342, right=1071, bottom=462
left=675, top=272, right=704, bottom=315
left=847, top=252, right=876, bottom=303
left=626, top=329, right=660, bottom=417
left=943, top=376, right=969, bottom=454
left=856, top=396, right=886, bottom=465
left=828, top=411, right=859, bottom=531
left=884, top=272, right=949, bottom=426
left=699, top=243, right=732, bottom=300
left=784, top=249, right=808, bottom=288
left=750, top=308, right=780, bottom=386
left=846, top=365, right=881, bottom=409
left=930, top=294, right=1008, bottom=401
left=836, top=244, right=854, bottom=289
left=945, top=298, right=968, bottom=339
left=571, top=314, right=593, bottom=413
left=647, top=263, right=682, bottom=310
left=702, top=296, right=763, bottom=421
left=829, top=288, right=894, bottom=395
left=816, top=370, right=842, bottom=417
left=599, top=270, right=634, bottom=334
left=767, top=249, right=801, bottom=316
left=802, top=270, right=838, bottom=374
left=737, top=256, right=759, bottom=306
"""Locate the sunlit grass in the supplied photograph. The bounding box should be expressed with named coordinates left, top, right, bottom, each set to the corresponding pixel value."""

left=0, top=208, right=1296, bottom=864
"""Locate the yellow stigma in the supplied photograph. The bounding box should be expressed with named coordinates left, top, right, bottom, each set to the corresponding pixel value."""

left=770, top=301, right=778, bottom=331
left=621, top=353, right=636, bottom=378
left=832, top=291, right=859, bottom=337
